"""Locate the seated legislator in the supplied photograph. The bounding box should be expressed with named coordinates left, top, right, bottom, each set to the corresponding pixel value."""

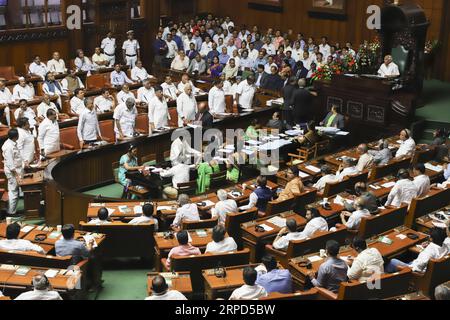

left=165, top=230, right=201, bottom=269
left=396, top=129, right=416, bottom=158
left=70, top=88, right=86, bottom=115
left=160, top=161, right=190, bottom=200
left=344, top=182, right=379, bottom=215
left=313, top=165, right=338, bottom=192
left=196, top=160, right=220, bottom=194
left=386, top=227, right=448, bottom=273
left=145, top=275, right=187, bottom=301
left=129, top=203, right=159, bottom=231
left=356, top=144, right=374, bottom=173
left=137, top=79, right=155, bottom=107
left=0, top=223, right=45, bottom=254
left=205, top=225, right=238, bottom=254
left=38, top=109, right=60, bottom=157
left=111, top=63, right=133, bottom=87
left=149, top=86, right=170, bottom=131
left=412, top=163, right=431, bottom=198
left=94, top=89, right=116, bottom=113
left=368, top=140, right=393, bottom=166
left=340, top=197, right=371, bottom=231
left=74, top=49, right=95, bottom=73
left=229, top=267, right=268, bottom=300
left=118, top=144, right=144, bottom=187
left=335, top=158, right=359, bottom=182
left=211, top=189, right=238, bottom=225
left=277, top=166, right=304, bottom=201
left=347, top=237, right=384, bottom=282
left=171, top=194, right=200, bottom=230
left=308, top=240, right=348, bottom=293
left=320, top=105, right=345, bottom=130
left=296, top=121, right=321, bottom=147
left=171, top=50, right=190, bottom=72
left=61, top=69, right=85, bottom=94
left=47, top=51, right=67, bottom=74
left=37, top=94, right=60, bottom=121
left=385, top=169, right=419, bottom=208
left=13, top=77, right=35, bottom=101
left=378, top=55, right=400, bottom=78
left=42, top=72, right=64, bottom=107
left=92, top=47, right=109, bottom=69
left=114, top=98, right=138, bottom=140
left=116, top=84, right=136, bottom=104
left=272, top=219, right=304, bottom=251
left=88, top=207, right=112, bottom=225
left=187, top=54, right=207, bottom=75
left=256, top=255, right=293, bottom=294
left=77, top=99, right=103, bottom=149
left=132, top=60, right=153, bottom=83
left=15, top=275, right=63, bottom=301
left=55, top=224, right=95, bottom=261
left=240, top=176, right=274, bottom=215
left=207, top=56, right=223, bottom=78
left=266, top=112, right=283, bottom=131
left=29, top=55, right=48, bottom=80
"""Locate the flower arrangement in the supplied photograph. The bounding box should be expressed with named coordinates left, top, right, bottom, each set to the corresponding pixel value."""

left=356, top=36, right=381, bottom=74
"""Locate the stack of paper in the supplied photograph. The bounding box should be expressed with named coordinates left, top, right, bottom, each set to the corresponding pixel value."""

left=267, top=216, right=287, bottom=228
left=258, top=224, right=274, bottom=232
left=381, top=182, right=396, bottom=189
left=306, top=165, right=321, bottom=173
left=299, top=171, right=310, bottom=179
left=44, top=269, right=59, bottom=278
left=425, top=163, right=444, bottom=172
left=134, top=206, right=143, bottom=215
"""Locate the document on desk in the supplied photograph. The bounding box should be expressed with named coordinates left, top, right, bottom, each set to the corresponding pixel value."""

left=202, top=200, right=216, bottom=207
left=285, top=129, right=303, bottom=136
left=267, top=216, right=287, bottom=228
left=381, top=182, right=396, bottom=189
left=258, top=224, right=274, bottom=232
left=157, top=206, right=175, bottom=211
left=308, top=256, right=322, bottom=263
left=134, top=206, right=143, bottom=215
left=44, top=269, right=59, bottom=278
left=336, top=131, right=350, bottom=136
left=106, top=208, right=116, bottom=216
left=298, top=171, right=310, bottom=179
left=305, top=165, right=321, bottom=173
left=15, top=266, right=31, bottom=276
left=334, top=195, right=351, bottom=206
left=20, top=226, right=34, bottom=233
left=425, top=163, right=443, bottom=172
left=83, top=234, right=98, bottom=248
left=370, top=184, right=381, bottom=190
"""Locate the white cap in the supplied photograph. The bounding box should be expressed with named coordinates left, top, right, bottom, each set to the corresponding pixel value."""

left=127, top=30, right=134, bottom=35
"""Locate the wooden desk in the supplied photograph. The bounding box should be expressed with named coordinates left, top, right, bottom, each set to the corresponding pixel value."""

left=288, top=227, right=428, bottom=288
left=0, top=223, right=36, bottom=239
left=203, top=264, right=259, bottom=300
left=367, top=177, right=397, bottom=199
left=19, top=171, right=44, bottom=217
left=324, top=149, right=360, bottom=169
left=385, top=291, right=430, bottom=300
left=147, top=272, right=193, bottom=299
left=22, top=227, right=105, bottom=248
left=415, top=206, right=449, bottom=233
left=0, top=264, right=82, bottom=299
left=87, top=202, right=146, bottom=219
left=154, top=229, right=215, bottom=271
left=241, top=212, right=307, bottom=263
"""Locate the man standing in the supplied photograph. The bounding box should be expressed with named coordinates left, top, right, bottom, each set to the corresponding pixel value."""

left=208, top=80, right=226, bottom=115
left=114, top=98, right=137, bottom=140
left=236, top=75, right=256, bottom=110
left=2, top=129, right=23, bottom=216
left=176, top=84, right=198, bottom=127
left=77, top=99, right=103, bottom=149
left=122, top=30, right=140, bottom=68
left=38, top=109, right=60, bottom=157
left=148, top=86, right=170, bottom=131
left=292, top=79, right=317, bottom=125
left=101, top=31, right=117, bottom=67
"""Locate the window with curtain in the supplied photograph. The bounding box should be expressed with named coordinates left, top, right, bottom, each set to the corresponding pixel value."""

left=0, top=0, right=62, bottom=30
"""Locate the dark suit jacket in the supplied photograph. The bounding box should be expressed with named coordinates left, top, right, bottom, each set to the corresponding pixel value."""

left=295, top=67, right=309, bottom=80
left=195, top=111, right=214, bottom=129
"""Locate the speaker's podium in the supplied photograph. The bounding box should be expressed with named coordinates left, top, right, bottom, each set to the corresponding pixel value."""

left=313, top=74, right=417, bottom=127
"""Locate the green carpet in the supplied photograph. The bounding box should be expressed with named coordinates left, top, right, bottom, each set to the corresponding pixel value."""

left=93, top=269, right=150, bottom=300
left=416, top=79, right=450, bottom=122
left=83, top=183, right=124, bottom=198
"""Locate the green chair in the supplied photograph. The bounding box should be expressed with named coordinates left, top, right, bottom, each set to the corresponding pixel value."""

left=391, top=45, right=411, bottom=76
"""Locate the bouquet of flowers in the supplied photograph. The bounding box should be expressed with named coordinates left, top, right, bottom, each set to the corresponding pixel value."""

left=357, top=36, right=381, bottom=74
left=311, top=61, right=344, bottom=81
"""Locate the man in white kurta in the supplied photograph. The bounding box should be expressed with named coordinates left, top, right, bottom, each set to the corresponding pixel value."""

left=38, top=109, right=60, bottom=156
left=2, top=129, right=24, bottom=215
left=16, top=118, right=36, bottom=165
left=14, top=99, right=37, bottom=128
left=137, top=80, right=155, bottom=106
left=29, top=56, right=48, bottom=80
left=70, top=89, right=86, bottom=115
left=131, top=60, right=152, bottom=82
left=113, top=98, right=137, bottom=139
left=46, top=52, right=67, bottom=74
left=176, top=85, right=198, bottom=127
left=378, top=55, right=400, bottom=78
left=208, top=81, right=226, bottom=115
left=77, top=100, right=102, bottom=149
left=148, top=87, right=170, bottom=130
left=13, top=78, right=35, bottom=101
left=236, top=76, right=256, bottom=109
left=37, top=95, right=60, bottom=120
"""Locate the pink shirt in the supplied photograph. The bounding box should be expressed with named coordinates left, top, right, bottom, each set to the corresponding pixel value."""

left=166, top=244, right=201, bottom=269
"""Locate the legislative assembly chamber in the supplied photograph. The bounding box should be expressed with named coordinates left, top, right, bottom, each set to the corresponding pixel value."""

left=0, top=0, right=449, bottom=302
